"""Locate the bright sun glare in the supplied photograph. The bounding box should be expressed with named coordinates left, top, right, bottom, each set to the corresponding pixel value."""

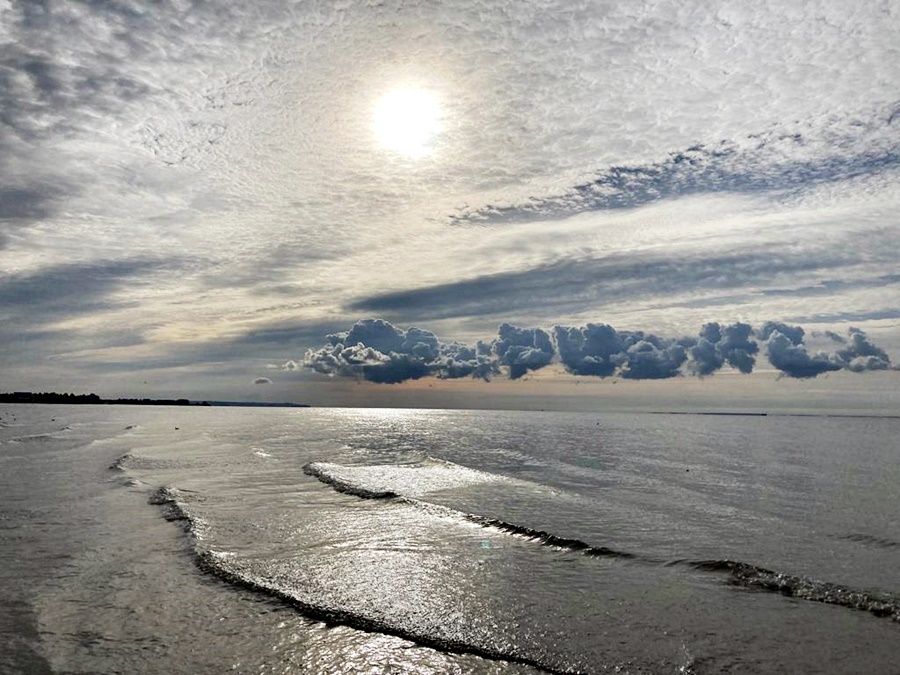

left=373, top=87, right=442, bottom=158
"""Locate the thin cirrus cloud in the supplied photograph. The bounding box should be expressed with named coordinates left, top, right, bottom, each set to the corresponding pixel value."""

left=300, top=319, right=896, bottom=384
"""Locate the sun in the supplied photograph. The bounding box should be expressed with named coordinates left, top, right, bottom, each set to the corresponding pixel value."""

left=373, top=87, right=442, bottom=158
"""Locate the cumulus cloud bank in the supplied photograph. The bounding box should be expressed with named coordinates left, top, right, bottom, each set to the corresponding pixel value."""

left=553, top=324, right=688, bottom=380
left=301, top=319, right=896, bottom=384
left=304, top=319, right=498, bottom=384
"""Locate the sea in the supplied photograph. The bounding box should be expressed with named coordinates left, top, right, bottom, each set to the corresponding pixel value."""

left=1, top=403, right=899, bottom=674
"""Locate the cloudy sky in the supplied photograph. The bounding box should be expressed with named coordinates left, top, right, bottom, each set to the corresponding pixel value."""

left=2, top=0, right=898, bottom=411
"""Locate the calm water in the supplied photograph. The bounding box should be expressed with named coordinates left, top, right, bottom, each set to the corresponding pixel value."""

left=1, top=404, right=899, bottom=673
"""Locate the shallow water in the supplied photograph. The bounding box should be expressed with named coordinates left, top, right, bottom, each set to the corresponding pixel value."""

left=1, top=404, right=899, bottom=673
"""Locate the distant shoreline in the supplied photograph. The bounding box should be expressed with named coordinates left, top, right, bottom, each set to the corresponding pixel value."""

left=1, top=393, right=895, bottom=418
left=0, top=392, right=309, bottom=408
left=649, top=410, right=900, bottom=420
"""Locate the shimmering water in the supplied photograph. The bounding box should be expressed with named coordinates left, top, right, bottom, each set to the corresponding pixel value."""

left=1, top=404, right=899, bottom=673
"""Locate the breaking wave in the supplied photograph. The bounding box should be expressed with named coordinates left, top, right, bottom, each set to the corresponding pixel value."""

left=683, top=559, right=900, bottom=619
left=148, top=486, right=582, bottom=674
left=303, top=457, right=511, bottom=499
left=304, top=460, right=900, bottom=623
left=303, top=461, right=635, bottom=560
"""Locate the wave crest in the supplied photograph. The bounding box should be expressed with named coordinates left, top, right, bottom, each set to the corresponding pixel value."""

left=305, top=459, right=900, bottom=623
left=148, top=485, right=582, bottom=673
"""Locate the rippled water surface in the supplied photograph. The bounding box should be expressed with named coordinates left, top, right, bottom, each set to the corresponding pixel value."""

left=2, top=404, right=899, bottom=673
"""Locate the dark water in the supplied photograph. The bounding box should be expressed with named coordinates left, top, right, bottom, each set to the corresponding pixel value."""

left=1, top=404, right=899, bottom=673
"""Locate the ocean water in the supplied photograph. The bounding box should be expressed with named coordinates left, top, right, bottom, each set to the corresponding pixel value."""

left=1, top=404, right=899, bottom=674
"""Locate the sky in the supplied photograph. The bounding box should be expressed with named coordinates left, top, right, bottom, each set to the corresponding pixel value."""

left=1, top=0, right=899, bottom=411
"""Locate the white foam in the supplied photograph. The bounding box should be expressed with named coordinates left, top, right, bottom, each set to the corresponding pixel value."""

left=305, top=457, right=508, bottom=499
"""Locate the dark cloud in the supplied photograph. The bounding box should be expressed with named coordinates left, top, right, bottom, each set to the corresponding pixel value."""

left=552, top=324, right=687, bottom=379
left=762, top=274, right=900, bottom=298
left=435, top=341, right=499, bottom=380
left=304, top=319, right=499, bottom=385
left=718, top=323, right=759, bottom=374
left=553, top=324, right=624, bottom=377
left=842, top=355, right=893, bottom=373
left=0, top=185, right=68, bottom=222
left=835, top=327, right=893, bottom=372
left=686, top=330, right=723, bottom=376
left=349, top=241, right=894, bottom=324
left=0, top=257, right=197, bottom=371
left=253, top=377, right=272, bottom=385
left=787, top=309, right=900, bottom=324
left=765, top=330, right=841, bottom=378
left=303, top=319, right=896, bottom=384
left=0, top=181, right=80, bottom=250
left=492, top=323, right=554, bottom=379
left=0, top=258, right=181, bottom=369
left=449, top=106, right=900, bottom=226
left=47, top=319, right=346, bottom=377
left=761, top=323, right=893, bottom=378
left=688, top=322, right=758, bottom=375
left=620, top=338, right=687, bottom=380
left=0, top=258, right=179, bottom=322
left=758, top=321, right=805, bottom=345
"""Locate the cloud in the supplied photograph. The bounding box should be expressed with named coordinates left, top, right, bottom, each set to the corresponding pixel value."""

left=787, top=309, right=900, bottom=324
left=688, top=322, right=758, bottom=375
left=0, top=184, right=71, bottom=224
left=0, top=257, right=188, bottom=368
left=620, top=338, right=687, bottom=380
left=717, top=323, right=759, bottom=374
left=835, top=327, right=893, bottom=372
left=0, top=258, right=198, bottom=373
left=253, top=377, right=272, bottom=385
left=762, top=274, right=900, bottom=299
left=820, top=330, right=847, bottom=344
left=301, top=319, right=896, bottom=383
left=349, top=238, right=897, bottom=323
left=765, top=331, right=841, bottom=379
left=492, top=323, right=554, bottom=379
left=2, top=0, right=898, bottom=396
left=304, top=319, right=499, bottom=385
left=763, top=323, right=894, bottom=378
left=449, top=104, right=900, bottom=226
left=435, top=341, right=500, bottom=380
left=757, top=321, right=806, bottom=345
left=553, top=324, right=624, bottom=377
left=553, top=324, right=687, bottom=379
left=0, top=258, right=174, bottom=316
